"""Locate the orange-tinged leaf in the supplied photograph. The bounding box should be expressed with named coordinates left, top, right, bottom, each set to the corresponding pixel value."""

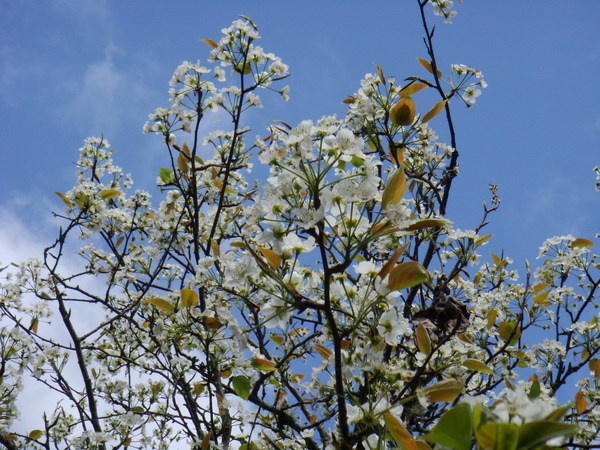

left=421, top=99, right=447, bottom=123
left=314, top=343, right=332, bottom=360
left=376, top=64, right=386, bottom=84
left=55, top=191, right=73, bottom=207
left=29, top=317, right=38, bottom=334
left=422, top=379, right=463, bottom=403
left=384, top=412, right=417, bottom=450
left=342, top=96, right=356, bottom=104
left=403, top=218, right=452, bottom=231
left=575, top=390, right=587, bottom=414
left=210, top=239, right=220, bottom=257
left=251, top=358, right=276, bottom=372
left=181, top=288, right=198, bottom=307
left=400, top=82, right=428, bottom=97
left=382, top=168, right=407, bottom=209
left=370, top=221, right=400, bottom=239
left=388, top=261, right=428, bottom=291
left=258, top=247, right=282, bottom=269
left=390, top=97, right=416, bottom=126
left=291, top=373, right=305, bottom=383
left=475, top=234, right=493, bottom=247
left=571, top=238, right=594, bottom=248
left=205, top=317, right=224, bottom=329
left=310, top=414, right=317, bottom=424
left=590, top=358, right=600, bottom=377
left=144, top=297, right=174, bottom=314
left=378, top=243, right=409, bottom=279
left=100, top=189, right=120, bottom=199
left=498, top=320, right=521, bottom=345
left=177, top=152, right=189, bottom=173
left=416, top=321, right=431, bottom=356
left=463, top=358, right=494, bottom=374
left=416, top=57, right=442, bottom=77
left=200, top=38, right=218, bottom=48
left=115, top=235, right=124, bottom=249
left=486, top=309, right=498, bottom=329
left=340, top=339, right=351, bottom=350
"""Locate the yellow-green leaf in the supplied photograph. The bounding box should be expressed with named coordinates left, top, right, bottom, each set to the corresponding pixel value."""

left=180, top=288, right=198, bottom=307
left=200, top=38, right=218, bottom=48
left=28, top=430, right=43, bottom=440
left=251, top=358, right=276, bottom=372
left=400, top=82, right=428, bottom=97
left=533, top=291, right=552, bottom=306
left=269, top=336, right=285, bottom=346
left=422, top=379, right=463, bottom=403
left=382, top=168, right=407, bottom=209
left=144, top=297, right=174, bottom=314
left=388, top=261, right=428, bottom=291
left=530, top=283, right=550, bottom=294
left=416, top=321, right=432, bottom=356
left=384, top=412, right=417, bottom=450
left=475, top=234, right=493, bottom=247
left=55, top=191, right=73, bottom=207
left=462, top=358, right=494, bottom=374
left=421, top=99, right=448, bottom=123
left=416, top=57, right=442, bottom=77
left=390, top=96, right=416, bottom=126
left=100, top=189, right=120, bottom=200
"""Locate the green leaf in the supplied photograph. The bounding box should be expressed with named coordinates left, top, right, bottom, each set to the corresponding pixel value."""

left=516, top=421, right=578, bottom=450
left=180, top=288, right=198, bottom=307
left=424, top=402, right=472, bottom=450
left=159, top=168, right=173, bottom=184
left=475, top=423, right=518, bottom=450
left=381, top=168, right=407, bottom=209
left=383, top=412, right=417, bottom=450
left=422, top=379, right=463, bottom=403
left=528, top=380, right=541, bottom=400
left=144, top=297, right=174, bottom=314
left=463, top=358, right=494, bottom=375
left=388, top=261, right=428, bottom=291
left=232, top=375, right=251, bottom=400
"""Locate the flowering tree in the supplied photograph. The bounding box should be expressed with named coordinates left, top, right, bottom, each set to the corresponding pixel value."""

left=1, top=1, right=599, bottom=449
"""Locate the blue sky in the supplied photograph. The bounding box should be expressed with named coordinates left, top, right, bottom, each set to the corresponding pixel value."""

left=1, top=1, right=599, bottom=274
